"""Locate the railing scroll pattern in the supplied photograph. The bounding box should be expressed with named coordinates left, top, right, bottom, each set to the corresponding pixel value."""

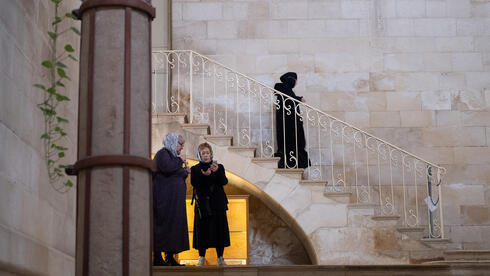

left=152, top=50, right=446, bottom=239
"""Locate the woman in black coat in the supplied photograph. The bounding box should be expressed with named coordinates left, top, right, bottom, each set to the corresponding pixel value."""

left=153, top=133, right=190, bottom=266
left=191, top=142, right=230, bottom=266
left=274, top=72, right=310, bottom=168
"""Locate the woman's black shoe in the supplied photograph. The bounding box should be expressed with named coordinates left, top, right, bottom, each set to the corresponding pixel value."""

left=153, top=256, right=168, bottom=266
left=166, top=258, right=185, bottom=266
left=165, top=252, right=185, bottom=266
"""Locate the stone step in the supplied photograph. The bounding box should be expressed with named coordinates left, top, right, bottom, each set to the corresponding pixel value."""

left=323, top=192, right=351, bottom=204
left=421, top=238, right=452, bottom=249
left=153, top=264, right=490, bottom=276
left=204, top=135, right=233, bottom=146
left=228, top=146, right=256, bottom=158
left=181, top=123, right=210, bottom=135
left=371, top=215, right=400, bottom=221
left=444, top=250, right=490, bottom=261
left=251, top=157, right=280, bottom=168
left=397, top=227, right=425, bottom=233
left=275, top=168, right=304, bottom=180
left=347, top=203, right=377, bottom=210
left=299, top=180, right=327, bottom=187
left=152, top=112, right=187, bottom=124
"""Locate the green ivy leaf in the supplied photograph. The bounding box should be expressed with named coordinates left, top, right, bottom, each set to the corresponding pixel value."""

left=47, top=87, right=56, bottom=94
left=58, top=152, right=65, bottom=158
left=41, top=133, right=50, bottom=140
left=41, top=61, right=53, bottom=68
left=48, top=159, right=55, bottom=165
left=65, top=13, right=77, bottom=20
left=48, top=31, right=57, bottom=40
left=34, top=84, right=46, bottom=90
left=55, top=94, right=70, bottom=102
left=60, top=130, right=67, bottom=137
left=55, top=126, right=62, bottom=132
left=40, top=107, right=56, bottom=116
left=68, top=54, right=78, bottom=62
left=57, top=68, right=67, bottom=78
left=52, top=16, right=62, bottom=25
left=64, top=44, right=74, bottom=53
left=70, top=27, right=80, bottom=36
left=56, top=116, right=69, bottom=123
left=56, top=61, right=67, bottom=68
left=65, top=180, right=73, bottom=187
left=59, top=165, right=68, bottom=169
left=56, top=81, right=65, bottom=87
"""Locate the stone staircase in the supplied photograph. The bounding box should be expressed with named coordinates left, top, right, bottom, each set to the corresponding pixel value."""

left=151, top=112, right=463, bottom=266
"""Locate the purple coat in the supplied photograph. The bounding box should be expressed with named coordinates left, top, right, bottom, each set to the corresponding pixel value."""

left=153, top=148, right=189, bottom=253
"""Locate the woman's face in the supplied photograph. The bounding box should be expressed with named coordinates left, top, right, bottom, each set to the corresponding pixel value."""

left=176, top=140, right=184, bottom=155
left=200, top=147, right=212, bottom=163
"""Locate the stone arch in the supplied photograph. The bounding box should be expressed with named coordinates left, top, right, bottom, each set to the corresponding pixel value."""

left=187, top=159, right=318, bottom=265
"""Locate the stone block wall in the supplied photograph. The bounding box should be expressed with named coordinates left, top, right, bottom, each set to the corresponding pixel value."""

left=172, top=0, right=490, bottom=250
left=0, top=0, right=79, bottom=275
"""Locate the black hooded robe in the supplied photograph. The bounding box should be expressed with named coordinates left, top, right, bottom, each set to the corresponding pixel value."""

left=274, top=72, right=310, bottom=168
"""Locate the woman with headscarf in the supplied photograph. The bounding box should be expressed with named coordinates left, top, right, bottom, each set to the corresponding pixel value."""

left=191, top=142, right=230, bottom=266
left=274, top=72, right=310, bottom=168
left=153, top=133, right=190, bottom=266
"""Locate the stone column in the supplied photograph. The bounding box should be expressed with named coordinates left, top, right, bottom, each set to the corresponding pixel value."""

left=73, top=1, right=155, bottom=275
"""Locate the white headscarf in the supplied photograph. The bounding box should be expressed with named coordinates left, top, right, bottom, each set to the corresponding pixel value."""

left=163, top=133, right=183, bottom=157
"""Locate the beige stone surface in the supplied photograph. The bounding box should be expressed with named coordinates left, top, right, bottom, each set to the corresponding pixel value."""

left=0, top=0, right=79, bottom=275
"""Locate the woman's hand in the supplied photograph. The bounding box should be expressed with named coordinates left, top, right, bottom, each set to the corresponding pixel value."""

left=210, top=161, right=219, bottom=172
left=201, top=168, right=212, bottom=176
left=301, top=97, right=306, bottom=103
left=184, top=161, right=191, bottom=174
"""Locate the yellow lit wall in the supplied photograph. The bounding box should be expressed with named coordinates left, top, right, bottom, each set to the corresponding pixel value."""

left=177, top=196, right=249, bottom=266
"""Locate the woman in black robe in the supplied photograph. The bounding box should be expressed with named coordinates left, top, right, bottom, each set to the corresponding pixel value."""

left=153, top=133, right=190, bottom=266
left=191, top=142, right=230, bottom=266
left=274, top=72, right=310, bottom=168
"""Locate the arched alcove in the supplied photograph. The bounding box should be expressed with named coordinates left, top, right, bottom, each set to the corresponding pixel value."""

left=185, top=159, right=317, bottom=265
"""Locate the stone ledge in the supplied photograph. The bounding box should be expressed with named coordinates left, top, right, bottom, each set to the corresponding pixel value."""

left=152, top=112, right=187, bottom=124
left=181, top=123, right=210, bottom=135
left=324, top=192, right=351, bottom=197
left=251, top=157, right=279, bottom=168
left=300, top=180, right=327, bottom=186
left=228, top=146, right=256, bottom=158
left=371, top=215, right=400, bottom=221
left=398, top=227, right=425, bottom=233
left=347, top=203, right=377, bottom=209
left=444, top=250, right=490, bottom=261
left=203, top=135, right=233, bottom=146
left=153, top=264, right=490, bottom=276
left=275, top=168, right=304, bottom=180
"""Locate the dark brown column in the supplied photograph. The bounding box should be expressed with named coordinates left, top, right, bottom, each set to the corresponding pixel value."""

left=74, top=1, right=155, bottom=275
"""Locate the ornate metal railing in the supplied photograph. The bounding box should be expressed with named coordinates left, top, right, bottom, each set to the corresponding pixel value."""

left=152, top=50, right=446, bottom=238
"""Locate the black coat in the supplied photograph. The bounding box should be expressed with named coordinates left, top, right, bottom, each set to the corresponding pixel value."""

left=274, top=79, right=310, bottom=168
left=152, top=148, right=189, bottom=253
left=191, top=162, right=230, bottom=249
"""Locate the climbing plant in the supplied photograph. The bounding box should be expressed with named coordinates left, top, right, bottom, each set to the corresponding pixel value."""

left=34, top=0, right=79, bottom=191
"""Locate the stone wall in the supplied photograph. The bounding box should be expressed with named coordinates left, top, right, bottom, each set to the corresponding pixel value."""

left=172, top=0, right=490, bottom=250
left=0, top=0, right=80, bottom=275
left=224, top=186, right=311, bottom=265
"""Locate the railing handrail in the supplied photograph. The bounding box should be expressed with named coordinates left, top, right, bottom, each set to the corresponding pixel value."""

left=152, top=49, right=446, bottom=175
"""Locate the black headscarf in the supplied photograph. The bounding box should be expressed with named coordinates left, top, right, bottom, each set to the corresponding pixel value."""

left=279, top=72, right=297, bottom=88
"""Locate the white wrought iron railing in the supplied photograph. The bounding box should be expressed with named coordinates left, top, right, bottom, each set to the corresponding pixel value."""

left=152, top=50, right=446, bottom=239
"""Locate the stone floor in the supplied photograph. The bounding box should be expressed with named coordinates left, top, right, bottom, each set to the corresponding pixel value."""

left=153, top=264, right=490, bottom=276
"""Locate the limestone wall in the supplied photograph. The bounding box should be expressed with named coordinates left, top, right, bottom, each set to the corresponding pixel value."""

left=0, top=0, right=80, bottom=275
left=172, top=0, right=490, bottom=250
